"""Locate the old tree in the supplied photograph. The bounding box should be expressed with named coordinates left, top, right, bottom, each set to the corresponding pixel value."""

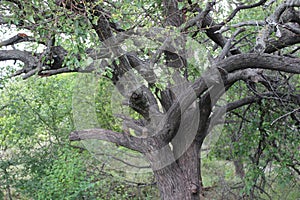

left=0, top=0, right=300, bottom=199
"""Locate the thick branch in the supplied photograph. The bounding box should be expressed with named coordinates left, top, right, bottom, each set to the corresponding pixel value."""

left=226, top=96, right=261, bottom=112
left=0, top=33, right=32, bottom=47
left=0, top=50, right=37, bottom=69
left=265, top=30, right=300, bottom=53
left=219, top=53, right=300, bottom=74
left=69, top=128, right=146, bottom=153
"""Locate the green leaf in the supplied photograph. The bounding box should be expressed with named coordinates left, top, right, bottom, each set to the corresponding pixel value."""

left=178, top=2, right=185, bottom=10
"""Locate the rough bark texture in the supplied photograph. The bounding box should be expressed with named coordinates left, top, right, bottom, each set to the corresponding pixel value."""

left=146, top=141, right=201, bottom=200
left=152, top=162, right=192, bottom=200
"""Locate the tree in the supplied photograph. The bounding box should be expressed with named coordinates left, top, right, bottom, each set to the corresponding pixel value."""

left=0, top=0, right=299, bottom=199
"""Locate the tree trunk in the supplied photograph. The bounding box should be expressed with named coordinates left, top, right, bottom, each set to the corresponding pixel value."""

left=148, top=141, right=202, bottom=200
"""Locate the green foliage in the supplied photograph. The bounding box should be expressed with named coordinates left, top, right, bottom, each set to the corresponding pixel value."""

left=210, top=81, right=300, bottom=199
left=0, top=75, right=75, bottom=199
left=0, top=74, right=157, bottom=199
left=20, top=148, right=94, bottom=200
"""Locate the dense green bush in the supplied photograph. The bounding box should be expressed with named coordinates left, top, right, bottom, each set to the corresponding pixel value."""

left=0, top=75, right=157, bottom=199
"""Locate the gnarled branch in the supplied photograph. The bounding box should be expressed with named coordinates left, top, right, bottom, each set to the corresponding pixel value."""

left=69, top=128, right=146, bottom=153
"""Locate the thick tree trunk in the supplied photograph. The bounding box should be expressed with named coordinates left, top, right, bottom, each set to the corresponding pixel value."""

left=153, top=162, right=196, bottom=200
left=148, top=141, right=202, bottom=200
left=176, top=141, right=202, bottom=199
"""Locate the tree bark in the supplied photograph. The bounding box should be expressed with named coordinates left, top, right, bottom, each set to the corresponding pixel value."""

left=150, top=150, right=201, bottom=200
left=146, top=139, right=202, bottom=199
left=153, top=161, right=194, bottom=200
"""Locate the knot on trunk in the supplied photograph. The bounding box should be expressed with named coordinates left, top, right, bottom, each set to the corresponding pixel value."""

left=69, top=131, right=80, bottom=141
left=190, top=183, right=198, bottom=194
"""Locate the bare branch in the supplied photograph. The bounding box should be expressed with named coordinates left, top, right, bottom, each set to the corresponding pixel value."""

left=0, top=33, right=33, bottom=47
left=219, top=53, right=300, bottom=74
left=265, top=29, right=300, bottom=53
left=226, top=96, right=261, bottom=112
left=215, top=0, right=268, bottom=29
left=38, top=67, right=78, bottom=77
left=217, top=28, right=245, bottom=60
left=216, top=21, right=265, bottom=34
left=95, top=152, right=150, bottom=169
left=69, top=128, right=146, bottom=153
left=182, top=1, right=215, bottom=32
left=271, top=107, right=300, bottom=126
left=22, top=68, right=41, bottom=79
left=283, top=23, right=300, bottom=35
left=226, top=68, right=264, bottom=83
left=0, top=49, right=37, bottom=69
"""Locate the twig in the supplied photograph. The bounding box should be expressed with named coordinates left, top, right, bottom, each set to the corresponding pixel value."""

left=217, top=28, right=245, bottom=60
left=271, top=107, right=300, bottom=125
left=181, top=1, right=216, bottom=32
left=216, top=21, right=265, bottom=34
left=215, top=0, right=268, bottom=29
